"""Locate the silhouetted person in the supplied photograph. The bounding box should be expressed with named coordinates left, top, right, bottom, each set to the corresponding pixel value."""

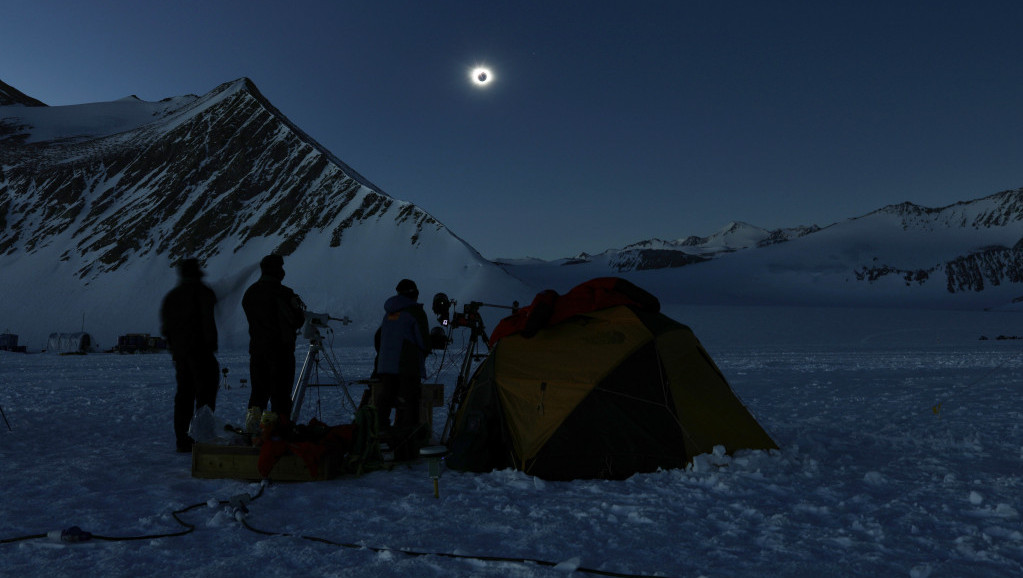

left=375, top=278, right=430, bottom=459
left=242, top=254, right=305, bottom=432
left=160, top=258, right=219, bottom=453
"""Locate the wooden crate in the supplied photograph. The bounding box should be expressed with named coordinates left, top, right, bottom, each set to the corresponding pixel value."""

left=191, top=443, right=341, bottom=482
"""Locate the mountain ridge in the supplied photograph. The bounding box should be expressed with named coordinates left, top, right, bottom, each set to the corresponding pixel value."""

left=3, top=77, right=1023, bottom=350
left=0, top=79, right=46, bottom=107
left=0, top=78, right=461, bottom=274
left=500, top=188, right=1023, bottom=310
left=0, top=77, right=525, bottom=348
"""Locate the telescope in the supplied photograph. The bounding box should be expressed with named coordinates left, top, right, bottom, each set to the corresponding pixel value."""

left=432, top=293, right=515, bottom=334
left=301, top=311, right=352, bottom=343
left=291, top=311, right=353, bottom=423
left=430, top=293, right=518, bottom=443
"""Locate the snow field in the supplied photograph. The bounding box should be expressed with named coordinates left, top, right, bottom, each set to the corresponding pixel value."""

left=1, top=308, right=1022, bottom=577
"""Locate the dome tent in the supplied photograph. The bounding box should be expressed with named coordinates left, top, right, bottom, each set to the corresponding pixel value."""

left=446, top=277, right=777, bottom=481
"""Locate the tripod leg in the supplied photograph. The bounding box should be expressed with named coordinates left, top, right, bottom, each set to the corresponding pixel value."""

left=0, top=405, right=11, bottom=431
left=440, top=329, right=484, bottom=444
left=291, top=345, right=319, bottom=423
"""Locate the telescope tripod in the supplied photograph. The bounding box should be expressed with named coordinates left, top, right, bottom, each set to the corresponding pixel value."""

left=439, top=319, right=491, bottom=444
left=290, top=313, right=354, bottom=424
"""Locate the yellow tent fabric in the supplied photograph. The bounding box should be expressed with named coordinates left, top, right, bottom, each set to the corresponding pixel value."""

left=656, top=326, right=777, bottom=458
left=493, top=307, right=655, bottom=466
left=448, top=303, right=777, bottom=480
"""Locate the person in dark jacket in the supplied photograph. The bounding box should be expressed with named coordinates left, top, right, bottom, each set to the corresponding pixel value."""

left=160, top=258, right=219, bottom=453
left=242, top=254, right=306, bottom=432
left=374, top=279, right=430, bottom=457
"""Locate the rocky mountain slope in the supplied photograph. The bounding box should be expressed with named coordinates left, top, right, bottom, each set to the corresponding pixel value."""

left=0, top=78, right=528, bottom=348
left=0, top=79, right=45, bottom=107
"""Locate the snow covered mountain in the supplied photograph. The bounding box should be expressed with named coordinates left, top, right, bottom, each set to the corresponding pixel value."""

left=0, top=78, right=530, bottom=350
left=0, top=79, right=45, bottom=107
left=501, top=190, right=1023, bottom=311
left=3, top=76, right=1023, bottom=351
left=603, top=221, right=822, bottom=271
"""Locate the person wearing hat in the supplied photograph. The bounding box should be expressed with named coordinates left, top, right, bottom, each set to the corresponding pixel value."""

left=160, top=258, right=220, bottom=453
left=241, top=254, right=306, bottom=433
left=374, top=278, right=430, bottom=459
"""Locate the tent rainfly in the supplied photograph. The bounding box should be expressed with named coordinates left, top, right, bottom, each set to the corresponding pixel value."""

left=445, top=277, right=778, bottom=481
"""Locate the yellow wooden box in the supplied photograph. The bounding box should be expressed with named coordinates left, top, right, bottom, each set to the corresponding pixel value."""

left=191, top=442, right=341, bottom=482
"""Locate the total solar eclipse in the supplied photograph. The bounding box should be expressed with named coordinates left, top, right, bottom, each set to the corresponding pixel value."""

left=471, top=67, right=493, bottom=87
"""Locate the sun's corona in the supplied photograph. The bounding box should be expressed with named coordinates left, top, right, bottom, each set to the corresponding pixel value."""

left=470, top=67, right=493, bottom=87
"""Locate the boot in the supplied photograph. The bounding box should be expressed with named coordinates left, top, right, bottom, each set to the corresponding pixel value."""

left=260, top=410, right=279, bottom=438
left=244, top=406, right=263, bottom=434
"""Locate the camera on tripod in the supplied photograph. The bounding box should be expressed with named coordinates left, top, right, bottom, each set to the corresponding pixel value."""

left=430, top=293, right=519, bottom=443
left=430, top=293, right=521, bottom=352
left=431, top=293, right=485, bottom=350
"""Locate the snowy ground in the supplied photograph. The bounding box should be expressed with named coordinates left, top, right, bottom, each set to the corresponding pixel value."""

left=1, top=306, right=1022, bottom=577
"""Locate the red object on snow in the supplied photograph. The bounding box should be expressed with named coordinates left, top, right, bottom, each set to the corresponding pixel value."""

left=489, top=277, right=660, bottom=346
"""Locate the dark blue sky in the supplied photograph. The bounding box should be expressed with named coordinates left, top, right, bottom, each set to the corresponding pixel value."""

left=5, top=1, right=1023, bottom=259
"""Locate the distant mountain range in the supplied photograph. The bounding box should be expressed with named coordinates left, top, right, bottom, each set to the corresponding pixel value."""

left=2, top=77, right=1022, bottom=349
left=502, top=190, right=1023, bottom=310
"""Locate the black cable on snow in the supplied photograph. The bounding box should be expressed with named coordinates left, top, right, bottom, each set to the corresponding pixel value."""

left=0, top=479, right=674, bottom=577
left=238, top=516, right=673, bottom=578
left=0, top=483, right=267, bottom=545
